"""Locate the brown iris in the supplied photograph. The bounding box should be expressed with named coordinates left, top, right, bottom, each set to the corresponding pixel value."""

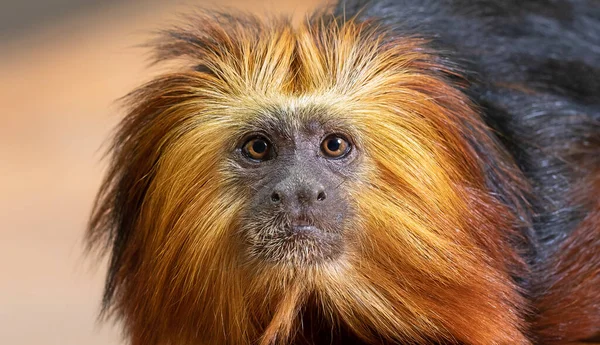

left=242, top=136, right=271, bottom=161
left=321, top=134, right=351, bottom=159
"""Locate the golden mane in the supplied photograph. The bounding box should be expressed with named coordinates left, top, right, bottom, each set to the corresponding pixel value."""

left=89, top=11, right=531, bottom=345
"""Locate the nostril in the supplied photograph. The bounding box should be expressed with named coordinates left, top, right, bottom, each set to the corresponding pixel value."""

left=317, top=191, right=326, bottom=201
left=271, top=192, right=281, bottom=203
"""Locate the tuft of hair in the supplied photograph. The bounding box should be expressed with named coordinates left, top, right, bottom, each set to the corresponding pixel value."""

left=88, top=10, right=533, bottom=345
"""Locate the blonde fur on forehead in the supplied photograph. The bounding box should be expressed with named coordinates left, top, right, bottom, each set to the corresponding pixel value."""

left=89, top=10, right=531, bottom=345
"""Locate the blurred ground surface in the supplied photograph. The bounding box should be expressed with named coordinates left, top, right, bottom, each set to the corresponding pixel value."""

left=0, top=1, right=323, bottom=344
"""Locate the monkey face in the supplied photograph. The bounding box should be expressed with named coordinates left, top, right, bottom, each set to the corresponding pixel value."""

left=230, top=112, right=361, bottom=267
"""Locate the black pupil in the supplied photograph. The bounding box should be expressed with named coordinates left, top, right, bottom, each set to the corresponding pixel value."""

left=252, top=140, right=267, bottom=154
left=327, top=138, right=342, bottom=152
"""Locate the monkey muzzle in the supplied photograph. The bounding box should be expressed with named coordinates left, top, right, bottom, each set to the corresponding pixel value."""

left=242, top=166, right=349, bottom=266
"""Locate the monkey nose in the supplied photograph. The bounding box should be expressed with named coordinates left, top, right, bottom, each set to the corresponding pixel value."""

left=270, top=183, right=326, bottom=206
left=271, top=191, right=282, bottom=203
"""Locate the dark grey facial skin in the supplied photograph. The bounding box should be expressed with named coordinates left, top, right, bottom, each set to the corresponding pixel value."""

left=230, top=109, right=360, bottom=267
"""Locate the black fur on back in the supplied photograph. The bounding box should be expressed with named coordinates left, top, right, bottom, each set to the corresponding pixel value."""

left=336, top=1, right=600, bottom=342
left=336, top=0, right=599, bottom=263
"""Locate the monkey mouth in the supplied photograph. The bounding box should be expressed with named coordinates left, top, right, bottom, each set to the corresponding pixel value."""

left=283, top=220, right=327, bottom=242
left=290, top=224, right=319, bottom=235
left=288, top=219, right=321, bottom=237
left=250, top=221, right=342, bottom=266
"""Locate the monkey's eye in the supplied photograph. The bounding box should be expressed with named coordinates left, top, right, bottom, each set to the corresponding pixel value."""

left=321, top=134, right=351, bottom=159
left=242, top=136, right=272, bottom=161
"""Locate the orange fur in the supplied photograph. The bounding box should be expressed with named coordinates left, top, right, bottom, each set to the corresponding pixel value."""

left=89, top=12, right=532, bottom=345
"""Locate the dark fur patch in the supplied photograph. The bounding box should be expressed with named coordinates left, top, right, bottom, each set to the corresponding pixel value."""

left=339, top=0, right=600, bottom=343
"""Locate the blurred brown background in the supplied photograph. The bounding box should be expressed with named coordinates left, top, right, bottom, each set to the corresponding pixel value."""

left=0, top=0, right=324, bottom=344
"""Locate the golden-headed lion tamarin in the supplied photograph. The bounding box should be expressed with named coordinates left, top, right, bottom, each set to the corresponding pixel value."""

left=88, top=1, right=600, bottom=344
